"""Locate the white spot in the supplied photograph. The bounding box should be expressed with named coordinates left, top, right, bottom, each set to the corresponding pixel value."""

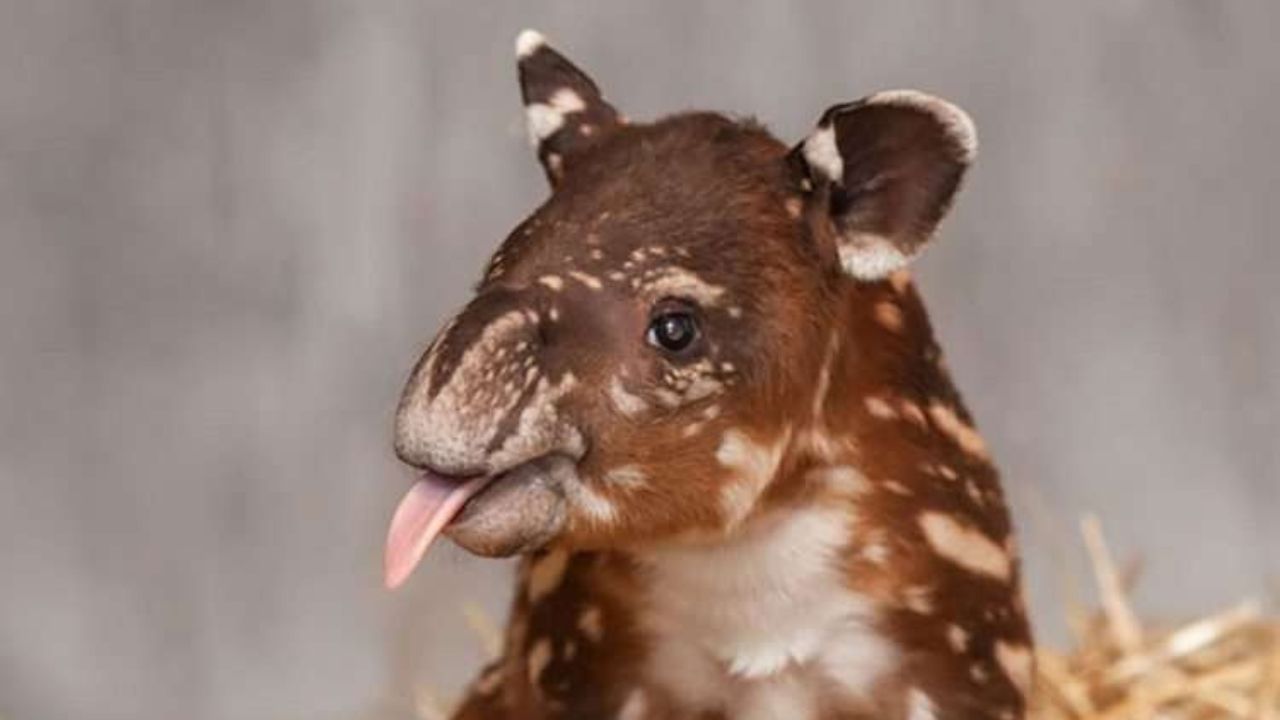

left=904, top=586, right=933, bottom=614
left=527, top=637, right=552, bottom=688
left=716, top=428, right=790, bottom=528
left=809, top=465, right=868, bottom=497
left=537, top=274, right=564, bottom=291
left=864, top=395, right=898, bottom=420
left=918, top=512, right=1012, bottom=581
left=564, top=475, right=618, bottom=524
left=947, top=624, right=970, bottom=653
left=608, top=375, right=650, bottom=419
left=525, top=103, right=566, bottom=144
left=617, top=689, right=648, bottom=720
left=679, top=374, right=724, bottom=403
left=567, top=269, right=603, bottom=290
left=549, top=87, right=586, bottom=113
left=681, top=404, right=722, bottom=438
left=545, top=152, right=563, bottom=177
left=996, top=640, right=1033, bottom=694
left=797, top=428, right=844, bottom=463
left=515, top=29, right=546, bottom=58
left=802, top=124, right=843, bottom=183
left=653, top=387, right=682, bottom=409
left=906, top=687, right=938, bottom=720
left=811, top=332, right=839, bottom=419
left=862, top=542, right=890, bottom=565
left=929, top=402, right=990, bottom=459
left=966, top=479, right=984, bottom=505
left=838, top=237, right=915, bottom=281
left=784, top=196, right=803, bottom=219
left=578, top=606, right=604, bottom=642
left=603, top=465, right=648, bottom=488
left=527, top=550, right=570, bottom=602
left=899, top=399, right=927, bottom=427
left=889, top=270, right=912, bottom=294
left=680, top=421, right=706, bottom=439
left=524, top=88, right=588, bottom=146
left=875, top=301, right=904, bottom=332
left=475, top=665, right=503, bottom=695
left=867, top=89, right=978, bottom=163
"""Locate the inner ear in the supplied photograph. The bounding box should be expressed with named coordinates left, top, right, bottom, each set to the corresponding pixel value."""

left=789, top=90, right=976, bottom=280
left=516, top=30, right=623, bottom=186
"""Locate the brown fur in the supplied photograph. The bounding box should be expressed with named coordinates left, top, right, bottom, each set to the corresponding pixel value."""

left=394, top=33, right=1032, bottom=719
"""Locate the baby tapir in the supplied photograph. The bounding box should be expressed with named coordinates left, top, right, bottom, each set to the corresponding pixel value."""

left=388, top=29, right=1033, bottom=720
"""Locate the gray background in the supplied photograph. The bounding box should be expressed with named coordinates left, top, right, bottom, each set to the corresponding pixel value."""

left=1, top=2, right=1276, bottom=719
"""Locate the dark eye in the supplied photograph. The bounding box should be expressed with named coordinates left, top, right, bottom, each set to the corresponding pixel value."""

left=647, top=311, right=698, bottom=353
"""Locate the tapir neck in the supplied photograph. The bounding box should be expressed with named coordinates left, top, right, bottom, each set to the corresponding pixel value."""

left=463, top=276, right=1034, bottom=719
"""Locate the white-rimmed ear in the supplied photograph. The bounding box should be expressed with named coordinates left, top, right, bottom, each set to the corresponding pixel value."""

left=515, top=30, right=622, bottom=186
left=789, top=90, right=977, bottom=281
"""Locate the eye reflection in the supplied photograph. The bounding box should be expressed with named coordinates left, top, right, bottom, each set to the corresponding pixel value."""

left=647, top=311, right=698, bottom=353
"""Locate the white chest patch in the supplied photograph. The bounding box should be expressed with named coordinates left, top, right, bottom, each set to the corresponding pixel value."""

left=637, top=507, right=896, bottom=717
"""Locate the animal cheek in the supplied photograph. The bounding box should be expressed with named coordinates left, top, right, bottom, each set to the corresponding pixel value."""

left=606, top=373, right=654, bottom=421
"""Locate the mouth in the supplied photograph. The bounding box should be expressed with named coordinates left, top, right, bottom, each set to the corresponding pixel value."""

left=383, top=455, right=571, bottom=589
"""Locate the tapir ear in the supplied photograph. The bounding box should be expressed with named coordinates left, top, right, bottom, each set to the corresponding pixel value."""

left=516, top=30, right=622, bottom=186
left=789, top=91, right=977, bottom=280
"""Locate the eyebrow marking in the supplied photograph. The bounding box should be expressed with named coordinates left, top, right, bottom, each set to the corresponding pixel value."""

left=641, top=265, right=726, bottom=305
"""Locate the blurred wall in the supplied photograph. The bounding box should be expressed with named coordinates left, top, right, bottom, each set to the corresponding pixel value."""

left=1, top=2, right=1276, bottom=719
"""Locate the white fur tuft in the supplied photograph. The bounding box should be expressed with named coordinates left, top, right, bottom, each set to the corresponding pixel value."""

left=523, top=89, right=587, bottom=147
left=867, top=89, right=978, bottom=163
left=837, top=240, right=915, bottom=281
left=515, top=29, right=547, bottom=59
left=802, top=124, right=844, bottom=183
left=639, top=507, right=895, bottom=713
left=524, top=104, right=564, bottom=145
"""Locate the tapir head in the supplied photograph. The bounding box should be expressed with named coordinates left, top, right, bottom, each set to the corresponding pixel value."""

left=385, top=30, right=976, bottom=588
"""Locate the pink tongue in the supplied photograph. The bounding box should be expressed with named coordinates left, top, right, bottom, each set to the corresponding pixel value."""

left=384, top=474, right=491, bottom=589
